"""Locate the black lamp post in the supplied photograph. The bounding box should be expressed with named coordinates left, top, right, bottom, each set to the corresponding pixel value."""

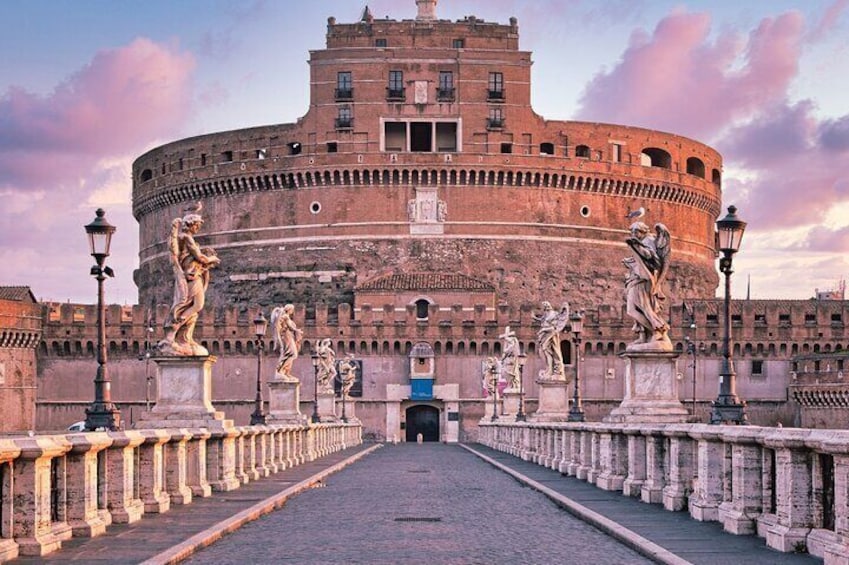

left=250, top=312, right=268, bottom=425
left=489, top=361, right=499, bottom=422
left=568, top=311, right=585, bottom=422
left=311, top=352, right=321, bottom=423
left=709, top=205, right=749, bottom=425
left=516, top=353, right=527, bottom=421
left=339, top=369, right=349, bottom=424
left=143, top=320, right=154, bottom=411
left=83, top=208, right=121, bottom=431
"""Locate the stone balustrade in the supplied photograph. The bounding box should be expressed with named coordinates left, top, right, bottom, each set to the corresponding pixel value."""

left=0, top=421, right=361, bottom=560
left=478, top=422, right=849, bottom=564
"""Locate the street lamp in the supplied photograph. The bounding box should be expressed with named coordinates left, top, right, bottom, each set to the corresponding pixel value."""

left=142, top=318, right=154, bottom=411
left=250, top=312, right=268, bottom=425
left=709, top=205, right=748, bottom=425
left=568, top=311, right=585, bottom=422
left=83, top=208, right=121, bottom=431
left=516, top=353, right=527, bottom=421
left=339, top=368, right=349, bottom=424
left=311, top=352, right=321, bottom=423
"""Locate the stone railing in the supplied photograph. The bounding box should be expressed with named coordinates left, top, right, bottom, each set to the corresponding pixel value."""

left=478, top=422, right=849, bottom=564
left=0, top=421, right=361, bottom=559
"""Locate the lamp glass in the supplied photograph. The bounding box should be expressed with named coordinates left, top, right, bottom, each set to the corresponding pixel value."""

left=84, top=208, right=116, bottom=257
left=716, top=206, right=746, bottom=253
left=570, top=312, right=583, bottom=335
left=254, top=313, right=268, bottom=337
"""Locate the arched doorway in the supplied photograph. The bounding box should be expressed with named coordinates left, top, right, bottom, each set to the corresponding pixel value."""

left=405, top=405, right=440, bottom=442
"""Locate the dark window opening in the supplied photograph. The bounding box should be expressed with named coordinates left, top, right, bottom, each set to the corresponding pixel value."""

left=500, top=143, right=512, bottom=154
left=410, top=122, right=432, bottom=152
left=540, top=142, right=554, bottom=155
left=385, top=122, right=406, bottom=151
left=436, top=122, right=457, bottom=152
left=221, top=151, right=233, bottom=162
left=452, top=38, right=465, bottom=48
left=751, top=360, right=763, bottom=375
left=575, top=145, right=590, bottom=158
left=415, top=299, right=430, bottom=319
left=687, top=157, right=706, bottom=178
left=779, top=314, right=791, bottom=325
left=336, top=106, right=353, bottom=129
left=438, top=71, right=455, bottom=101
left=805, top=314, right=816, bottom=324
left=641, top=147, right=672, bottom=169
left=488, top=72, right=504, bottom=100
left=488, top=108, right=504, bottom=129
left=327, top=142, right=338, bottom=153
left=201, top=153, right=207, bottom=166
left=336, top=71, right=353, bottom=100
left=375, top=38, right=387, bottom=47
left=560, top=339, right=572, bottom=365
left=387, top=70, right=404, bottom=100
left=288, top=142, right=302, bottom=156
left=140, top=169, right=153, bottom=182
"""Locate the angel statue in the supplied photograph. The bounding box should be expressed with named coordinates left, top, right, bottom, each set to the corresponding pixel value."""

left=271, top=304, right=303, bottom=381
left=623, top=221, right=672, bottom=351
left=532, top=301, right=571, bottom=381
left=481, top=356, right=501, bottom=398
left=159, top=202, right=221, bottom=356
left=315, top=338, right=337, bottom=393
left=499, top=326, right=521, bottom=390
left=337, top=354, right=358, bottom=397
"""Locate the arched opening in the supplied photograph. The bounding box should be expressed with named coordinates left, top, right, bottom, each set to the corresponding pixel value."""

left=540, top=142, right=554, bottom=155
left=686, top=157, right=705, bottom=178
left=560, top=340, right=572, bottom=365
left=405, top=405, right=440, bottom=442
left=415, top=299, right=430, bottom=320
left=641, top=147, right=672, bottom=169
left=575, top=145, right=590, bottom=158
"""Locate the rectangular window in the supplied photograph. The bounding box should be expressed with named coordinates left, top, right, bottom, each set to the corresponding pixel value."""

left=752, top=360, right=764, bottom=375
left=222, top=150, right=233, bottom=162
left=375, top=38, right=387, bottom=47
left=336, top=106, right=352, bottom=129
left=200, top=153, right=207, bottom=166
left=779, top=313, right=791, bottom=325
left=805, top=313, right=817, bottom=324
left=452, top=38, right=465, bottom=48
left=327, top=142, right=338, bottom=153
left=754, top=314, right=766, bottom=324
left=256, top=149, right=267, bottom=160
left=500, top=142, right=512, bottom=154
left=436, top=122, right=457, bottom=152
left=612, top=143, right=622, bottom=163
left=336, top=72, right=353, bottom=100
left=387, top=70, right=404, bottom=100
left=488, top=72, right=504, bottom=100
left=438, top=71, right=454, bottom=101
left=384, top=122, right=406, bottom=151
left=488, top=108, right=504, bottom=129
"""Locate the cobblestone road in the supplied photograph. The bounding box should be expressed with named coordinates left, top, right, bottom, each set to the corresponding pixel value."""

left=186, top=443, right=652, bottom=564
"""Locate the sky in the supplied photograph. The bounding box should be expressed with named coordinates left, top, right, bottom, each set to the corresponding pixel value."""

left=1, top=0, right=848, bottom=304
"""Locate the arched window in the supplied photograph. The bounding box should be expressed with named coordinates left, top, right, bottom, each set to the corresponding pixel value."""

left=686, top=157, right=705, bottom=178
left=640, top=147, right=672, bottom=169
left=140, top=169, right=153, bottom=182
left=575, top=145, right=590, bottom=158
left=415, top=299, right=430, bottom=320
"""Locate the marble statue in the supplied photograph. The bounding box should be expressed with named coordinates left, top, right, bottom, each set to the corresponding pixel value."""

left=623, top=221, right=672, bottom=351
left=159, top=203, right=220, bottom=356
left=482, top=356, right=501, bottom=397
left=499, top=326, right=521, bottom=389
left=338, top=353, right=358, bottom=397
left=533, top=301, right=571, bottom=381
left=316, top=338, right=337, bottom=393
left=271, top=304, right=303, bottom=381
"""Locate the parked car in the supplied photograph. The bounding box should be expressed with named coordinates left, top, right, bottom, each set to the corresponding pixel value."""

left=67, top=421, right=86, bottom=432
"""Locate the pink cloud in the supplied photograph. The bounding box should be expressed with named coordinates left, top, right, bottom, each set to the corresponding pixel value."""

left=0, top=38, right=195, bottom=191
left=575, top=10, right=803, bottom=140
left=807, top=0, right=849, bottom=41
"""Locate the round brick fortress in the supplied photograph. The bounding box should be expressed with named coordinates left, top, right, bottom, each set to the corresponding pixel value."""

left=132, top=5, right=722, bottom=310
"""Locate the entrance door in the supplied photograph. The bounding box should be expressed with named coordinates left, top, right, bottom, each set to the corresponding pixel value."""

left=405, top=405, right=440, bottom=442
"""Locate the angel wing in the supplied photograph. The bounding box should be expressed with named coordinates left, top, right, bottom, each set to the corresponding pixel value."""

left=654, top=223, right=671, bottom=299
left=269, top=306, right=285, bottom=351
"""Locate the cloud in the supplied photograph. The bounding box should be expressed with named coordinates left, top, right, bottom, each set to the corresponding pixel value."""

left=807, top=0, right=849, bottom=42
left=574, top=10, right=803, bottom=140
left=0, top=38, right=196, bottom=302
left=0, top=38, right=195, bottom=191
left=803, top=225, right=849, bottom=252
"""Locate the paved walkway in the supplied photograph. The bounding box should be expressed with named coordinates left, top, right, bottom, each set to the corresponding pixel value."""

left=9, top=442, right=825, bottom=564
left=464, top=444, right=822, bottom=565
left=184, top=443, right=654, bottom=565
left=9, top=444, right=378, bottom=564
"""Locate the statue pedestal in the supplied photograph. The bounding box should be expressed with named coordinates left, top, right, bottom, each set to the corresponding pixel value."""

left=317, top=391, right=337, bottom=421
left=604, top=351, right=689, bottom=423
left=501, top=390, right=521, bottom=419
left=138, top=355, right=232, bottom=430
left=267, top=379, right=307, bottom=424
left=337, top=396, right=358, bottom=422
left=533, top=379, right=571, bottom=421
left=481, top=393, right=500, bottom=422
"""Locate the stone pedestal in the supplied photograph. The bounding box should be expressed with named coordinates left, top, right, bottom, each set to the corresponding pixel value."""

left=481, top=393, right=500, bottom=421
left=502, top=390, right=521, bottom=419
left=604, top=351, right=689, bottom=424
left=267, top=379, right=307, bottom=424
left=317, top=390, right=337, bottom=420
left=337, top=396, right=358, bottom=422
left=138, top=355, right=232, bottom=430
left=533, top=379, right=570, bottom=421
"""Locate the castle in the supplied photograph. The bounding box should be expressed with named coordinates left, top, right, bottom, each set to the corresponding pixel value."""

left=3, top=1, right=847, bottom=438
